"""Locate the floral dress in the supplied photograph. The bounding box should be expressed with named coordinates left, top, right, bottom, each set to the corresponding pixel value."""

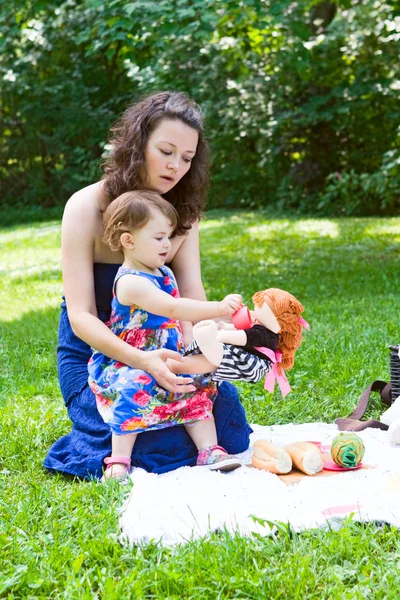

left=88, top=266, right=217, bottom=435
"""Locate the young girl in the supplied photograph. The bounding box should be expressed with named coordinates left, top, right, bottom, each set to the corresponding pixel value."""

left=88, top=190, right=243, bottom=479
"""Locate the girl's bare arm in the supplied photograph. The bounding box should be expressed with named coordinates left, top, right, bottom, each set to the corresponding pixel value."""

left=116, top=275, right=241, bottom=322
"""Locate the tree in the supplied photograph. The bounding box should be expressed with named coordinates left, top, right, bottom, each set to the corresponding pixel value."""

left=1, top=0, right=399, bottom=216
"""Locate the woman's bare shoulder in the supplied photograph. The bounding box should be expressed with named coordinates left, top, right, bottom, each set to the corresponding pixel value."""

left=65, top=181, right=104, bottom=212
left=63, top=182, right=105, bottom=230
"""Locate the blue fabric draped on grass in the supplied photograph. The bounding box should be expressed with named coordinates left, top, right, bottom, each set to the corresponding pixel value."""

left=44, top=264, right=252, bottom=479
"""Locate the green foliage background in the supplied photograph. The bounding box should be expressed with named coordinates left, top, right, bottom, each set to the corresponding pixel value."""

left=1, top=0, right=400, bottom=217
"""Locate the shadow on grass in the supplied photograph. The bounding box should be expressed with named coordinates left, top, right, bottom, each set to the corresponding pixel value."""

left=0, top=205, right=64, bottom=229
left=9, top=268, right=61, bottom=285
left=201, top=213, right=400, bottom=298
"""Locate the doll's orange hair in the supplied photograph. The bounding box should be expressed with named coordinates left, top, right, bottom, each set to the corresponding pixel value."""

left=252, top=288, right=305, bottom=373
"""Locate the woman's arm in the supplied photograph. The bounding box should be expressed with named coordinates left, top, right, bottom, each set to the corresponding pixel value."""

left=61, top=188, right=195, bottom=393
left=171, top=222, right=235, bottom=326
left=170, top=222, right=206, bottom=341
left=171, top=221, right=207, bottom=302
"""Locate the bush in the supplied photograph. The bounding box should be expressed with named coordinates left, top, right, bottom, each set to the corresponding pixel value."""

left=1, top=0, right=399, bottom=216
left=317, top=148, right=400, bottom=215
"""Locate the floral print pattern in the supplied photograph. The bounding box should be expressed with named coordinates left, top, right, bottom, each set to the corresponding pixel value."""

left=88, top=266, right=217, bottom=435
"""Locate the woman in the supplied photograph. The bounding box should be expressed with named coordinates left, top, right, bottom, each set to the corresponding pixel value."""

left=44, top=91, right=252, bottom=479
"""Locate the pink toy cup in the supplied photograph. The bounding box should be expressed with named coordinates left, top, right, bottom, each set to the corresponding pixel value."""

left=232, top=305, right=252, bottom=330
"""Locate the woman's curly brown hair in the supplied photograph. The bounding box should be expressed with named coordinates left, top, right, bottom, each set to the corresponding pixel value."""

left=252, top=288, right=305, bottom=373
left=102, top=91, right=209, bottom=236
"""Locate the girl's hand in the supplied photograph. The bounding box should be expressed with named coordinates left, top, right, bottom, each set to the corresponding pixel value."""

left=142, top=349, right=196, bottom=393
left=218, top=294, right=242, bottom=316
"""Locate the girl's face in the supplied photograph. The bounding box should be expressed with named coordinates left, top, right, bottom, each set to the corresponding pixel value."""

left=144, top=119, right=199, bottom=194
left=122, top=209, right=174, bottom=273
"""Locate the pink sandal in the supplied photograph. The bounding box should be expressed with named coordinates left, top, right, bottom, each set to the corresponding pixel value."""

left=102, top=456, right=132, bottom=481
left=196, top=445, right=242, bottom=472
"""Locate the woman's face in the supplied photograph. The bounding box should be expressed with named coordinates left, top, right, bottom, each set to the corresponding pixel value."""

left=144, top=118, right=199, bottom=194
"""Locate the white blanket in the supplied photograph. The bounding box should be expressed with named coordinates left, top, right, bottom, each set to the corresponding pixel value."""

left=120, top=423, right=400, bottom=546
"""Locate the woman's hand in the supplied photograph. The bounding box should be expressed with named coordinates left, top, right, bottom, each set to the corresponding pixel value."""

left=218, top=294, right=242, bottom=316
left=141, top=349, right=196, bottom=393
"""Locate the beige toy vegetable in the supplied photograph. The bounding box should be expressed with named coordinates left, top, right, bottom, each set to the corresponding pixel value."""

left=251, top=440, right=292, bottom=474
left=284, top=442, right=323, bottom=475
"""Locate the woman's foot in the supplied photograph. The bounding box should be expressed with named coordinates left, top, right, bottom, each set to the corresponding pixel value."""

left=102, top=456, right=132, bottom=481
left=196, top=444, right=242, bottom=472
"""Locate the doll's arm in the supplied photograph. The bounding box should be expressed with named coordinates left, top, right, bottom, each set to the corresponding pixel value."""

left=218, top=324, right=279, bottom=352
left=216, top=329, right=248, bottom=346
left=217, top=322, right=237, bottom=331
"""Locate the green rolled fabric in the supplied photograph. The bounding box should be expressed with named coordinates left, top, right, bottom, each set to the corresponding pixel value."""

left=331, top=433, right=365, bottom=468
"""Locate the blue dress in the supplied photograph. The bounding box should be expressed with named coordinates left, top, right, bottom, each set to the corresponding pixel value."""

left=44, top=263, right=252, bottom=479
left=88, top=266, right=217, bottom=434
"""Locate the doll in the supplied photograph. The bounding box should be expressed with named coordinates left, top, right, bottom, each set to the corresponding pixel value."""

left=184, top=288, right=308, bottom=397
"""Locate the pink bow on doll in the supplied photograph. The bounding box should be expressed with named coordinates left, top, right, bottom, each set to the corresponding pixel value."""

left=232, top=304, right=310, bottom=398
left=298, top=316, right=310, bottom=331
left=254, top=347, right=291, bottom=397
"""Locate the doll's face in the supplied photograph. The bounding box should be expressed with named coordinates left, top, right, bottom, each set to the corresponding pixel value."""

left=253, top=301, right=281, bottom=333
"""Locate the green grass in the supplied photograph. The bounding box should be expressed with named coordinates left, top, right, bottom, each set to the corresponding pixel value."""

left=1, top=211, right=400, bottom=598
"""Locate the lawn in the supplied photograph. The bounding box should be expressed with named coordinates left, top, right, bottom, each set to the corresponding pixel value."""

left=1, top=211, right=400, bottom=598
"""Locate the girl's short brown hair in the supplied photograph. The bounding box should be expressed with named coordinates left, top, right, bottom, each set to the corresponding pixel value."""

left=102, top=190, right=178, bottom=252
